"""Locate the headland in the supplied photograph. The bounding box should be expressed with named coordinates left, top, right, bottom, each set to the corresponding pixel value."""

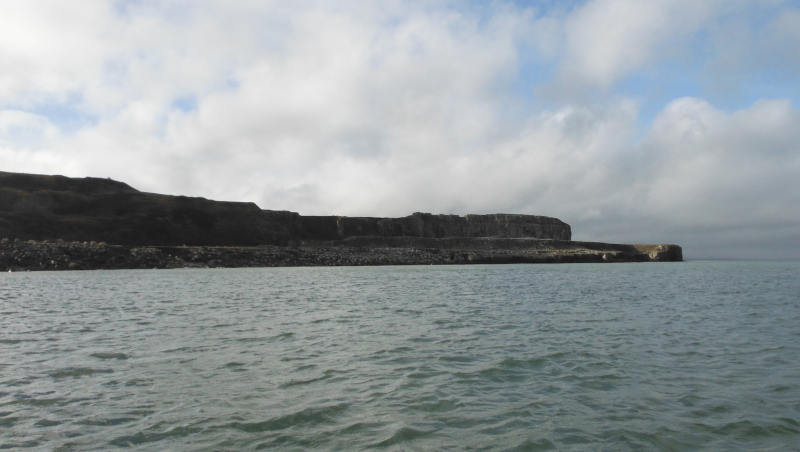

left=0, top=171, right=681, bottom=271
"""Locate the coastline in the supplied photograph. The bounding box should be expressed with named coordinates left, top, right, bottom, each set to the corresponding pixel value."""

left=1, top=239, right=682, bottom=271
left=0, top=172, right=683, bottom=267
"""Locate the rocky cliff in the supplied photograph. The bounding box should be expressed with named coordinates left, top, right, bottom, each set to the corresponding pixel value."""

left=0, top=172, right=291, bottom=246
left=1, top=172, right=570, bottom=246
left=262, top=211, right=571, bottom=242
left=0, top=171, right=682, bottom=266
left=346, top=212, right=571, bottom=240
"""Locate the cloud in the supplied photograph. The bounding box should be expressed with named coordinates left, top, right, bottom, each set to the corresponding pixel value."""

left=558, top=0, right=718, bottom=89
left=0, top=110, right=60, bottom=148
left=601, top=98, right=800, bottom=258
left=0, top=1, right=120, bottom=109
left=701, top=3, right=800, bottom=103
left=0, top=0, right=798, bottom=258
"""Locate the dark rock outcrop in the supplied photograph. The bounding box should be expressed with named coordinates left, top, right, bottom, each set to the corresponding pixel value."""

left=0, top=172, right=291, bottom=246
left=0, top=171, right=682, bottom=269
left=0, top=239, right=682, bottom=272
left=1, top=172, right=570, bottom=245
left=383, top=213, right=571, bottom=240
left=262, top=211, right=571, bottom=241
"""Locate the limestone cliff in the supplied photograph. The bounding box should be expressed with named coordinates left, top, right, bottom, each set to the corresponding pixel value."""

left=0, top=171, right=291, bottom=246
left=1, top=172, right=569, bottom=245
left=0, top=171, right=681, bottom=264
left=262, top=211, right=571, bottom=241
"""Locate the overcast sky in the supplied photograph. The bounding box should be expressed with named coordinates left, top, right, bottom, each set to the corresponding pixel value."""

left=1, top=0, right=799, bottom=259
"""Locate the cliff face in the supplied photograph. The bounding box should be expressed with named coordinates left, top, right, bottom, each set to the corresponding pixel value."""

left=0, top=172, right=291, bottom=246
left=374, top=213, right=571, bottom=240
left=1, top=172, right=570, bottom=245
left=262, top=211, right=571, bottom=241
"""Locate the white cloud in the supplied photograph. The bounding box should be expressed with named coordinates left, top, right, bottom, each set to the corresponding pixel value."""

left=639, top=98, right=800, bottom=227
left=549, top=0, right=800, bottom=94
left=702, top=3, right=800, bottom=99
left=554, top=0, right=726, bottom=89
left=0, top=110, right=76, bottom=174
left=562, top=97, right=800, bottom=259
left=0, top=0, right=120, bottom=108
left=0, top=110, right=59, bottom=146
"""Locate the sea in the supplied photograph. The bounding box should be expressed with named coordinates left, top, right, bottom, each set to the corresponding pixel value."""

left=1, top=261, right=799, bottom=451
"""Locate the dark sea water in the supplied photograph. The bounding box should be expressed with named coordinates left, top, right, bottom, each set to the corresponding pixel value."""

left=1, top=261, right=799, bottom=451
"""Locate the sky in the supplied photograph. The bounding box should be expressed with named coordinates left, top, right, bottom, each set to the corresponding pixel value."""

left=1, top=0, right=799, bottom=259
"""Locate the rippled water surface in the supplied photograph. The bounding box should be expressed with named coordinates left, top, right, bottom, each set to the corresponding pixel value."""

left=2, top=261, right=799, bottom=451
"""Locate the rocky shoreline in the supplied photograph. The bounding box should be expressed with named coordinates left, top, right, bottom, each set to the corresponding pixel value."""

left=1, top=239, right=681, bottom=272
left=1, top=172, right=684, bottom=269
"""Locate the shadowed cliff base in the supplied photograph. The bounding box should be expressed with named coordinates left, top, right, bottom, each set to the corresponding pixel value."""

left=0, top=171, right=681, bottom=270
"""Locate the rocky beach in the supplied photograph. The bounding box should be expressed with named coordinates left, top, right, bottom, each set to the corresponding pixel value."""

left=1, top=238, right=681, bottom=272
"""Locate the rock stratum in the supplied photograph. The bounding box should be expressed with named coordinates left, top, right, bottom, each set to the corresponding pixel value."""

left=0, top=171, right=681, bottom=271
